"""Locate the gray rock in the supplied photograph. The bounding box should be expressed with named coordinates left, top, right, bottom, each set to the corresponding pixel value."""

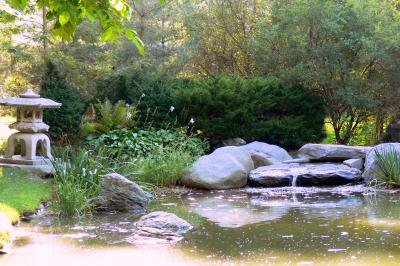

left=249, top=163, right=362, bottom=187
left=243, top=141, right=292, bottom=167
left=298, top=144, right=372, bottom=161
left=181, top=146, right=254, bottom=189
left=249, top=164, right=294, bottom=187
left=127, top=211, right=193, bottom=245
left=283, top=158, right=311, bottom=164
left=343, top=158, right=364, bottom=170
left=96, top=173, right=149, bottom=212
left=222, top=138, right=246, bottom=146
left=363, top=143, right=400, bottom=182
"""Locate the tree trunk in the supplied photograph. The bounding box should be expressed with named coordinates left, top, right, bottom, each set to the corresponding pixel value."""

left=42, top=6, right=48, bottom=66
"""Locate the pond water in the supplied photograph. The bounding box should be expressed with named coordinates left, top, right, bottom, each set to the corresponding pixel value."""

left=1, top=186, right=400, bottom=265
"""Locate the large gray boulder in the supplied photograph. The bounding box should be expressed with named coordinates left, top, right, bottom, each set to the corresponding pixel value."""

left=298, top=144, right=372, bottom=161
left=249, top=163, right=362, bottom=187
left=96, top=173, right=150, bottom=212
left=363, top=143, right=400, bottom=182
left=243, top=141, right=292, bottom=167
left=127, top=211, right=193, bottom=245
left=181, top=146, right=254, bottom=189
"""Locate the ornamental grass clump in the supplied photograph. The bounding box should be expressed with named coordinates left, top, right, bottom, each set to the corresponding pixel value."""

left=134, top=148, right=195, bottom=186
left=374, top=147, right=400, bottom=186
left=51, top=147, right=103, bottom=217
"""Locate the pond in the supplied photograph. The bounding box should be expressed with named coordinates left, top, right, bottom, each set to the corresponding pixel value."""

left=1, top=186, right=400, bottom=265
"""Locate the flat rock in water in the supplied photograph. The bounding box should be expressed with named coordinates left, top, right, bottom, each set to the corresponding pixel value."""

left=182, top=146, right=254, bottom=189
left=127, top=211, right=193, bottom=245
left=249, top=163, right=362, bottom=187
left=96, top=173, right=150, bottom=213
left=242, top=141, right=292, bottom=167
left=298, top=144, right=372, bottom=161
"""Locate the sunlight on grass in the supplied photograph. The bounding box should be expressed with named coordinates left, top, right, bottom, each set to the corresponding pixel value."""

left=0, top=203, right=19, bottom=225
left=0, top=167, right=53, bottom=213
left=322, top=118, right=336, bottom=144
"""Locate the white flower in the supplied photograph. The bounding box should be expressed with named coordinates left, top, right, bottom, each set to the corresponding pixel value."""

left=141, top=93, right=146, bottom=98
left=169, top=106, right=175, bottom=112
left=189, top=118, right=195, bottom=124
left=127, top=111, right=132, bottom=119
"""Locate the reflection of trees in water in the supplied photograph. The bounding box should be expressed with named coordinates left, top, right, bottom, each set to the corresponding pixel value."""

left=365, top=193, right=400, bottom=220
left=192, top=196, right=290, bottom=228
left=188, top=191, right=367, bottom=228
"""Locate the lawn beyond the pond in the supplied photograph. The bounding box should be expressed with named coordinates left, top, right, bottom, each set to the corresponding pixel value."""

left=0, top=167, right=53, bottom=213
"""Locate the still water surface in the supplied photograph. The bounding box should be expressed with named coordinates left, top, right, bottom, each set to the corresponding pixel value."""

left=1, top=186, right=400, bottom=265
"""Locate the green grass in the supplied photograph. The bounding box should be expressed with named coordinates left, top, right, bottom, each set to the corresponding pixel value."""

left=51, top=147, right=103, bottom=217
left=374, top=147, right=400, bottom=186
left=134, top=148, right=196, bottom=186
left=321, top=119, right=336, bottom=144
left=0, top=167, right=53, bottom=213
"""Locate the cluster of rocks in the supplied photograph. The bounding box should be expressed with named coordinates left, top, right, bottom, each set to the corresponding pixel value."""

left=182, top=140, right=400, bottom=189
left=95, top=173, right=193, bottom=245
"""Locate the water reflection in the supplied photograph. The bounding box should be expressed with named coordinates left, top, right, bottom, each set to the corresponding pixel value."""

left=1, top=187, right=400, bottom=265
left=191, top=195, right=289, bottom=227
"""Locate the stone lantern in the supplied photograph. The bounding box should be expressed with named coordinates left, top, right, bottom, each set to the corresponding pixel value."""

left=0, top=89, right=61, bottom=165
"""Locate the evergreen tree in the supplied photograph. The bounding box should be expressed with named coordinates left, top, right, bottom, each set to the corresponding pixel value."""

left=40, top=62, right=87, bottom=144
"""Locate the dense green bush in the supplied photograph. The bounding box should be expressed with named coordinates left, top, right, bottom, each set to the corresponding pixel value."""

left=175, top=76, right=326, bottom=149
left=86, top=128, right=208, bottom=160
left=40, top=62, right=88, bottom=144
left=95, top=65, right=178, bottom=128
left=95, top=71, right=325, bottom=149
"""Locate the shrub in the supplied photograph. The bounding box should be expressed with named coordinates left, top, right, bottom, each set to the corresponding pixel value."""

left=40, top=62, right=88, bottom=144
left=51, top=147, right=103, bottom=217
left=175, top=76, right=326, bottom=149
left=86, top=128, right=208, bottom=160
left=374, top=147, right=400, bottom=186
left=95, top=65, right=178, bottom=128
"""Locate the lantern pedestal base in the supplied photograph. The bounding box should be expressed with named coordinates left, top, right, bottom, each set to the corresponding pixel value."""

left=0, top=155, right=51, bottom=166
left=0, top=159, right=54, bottom=179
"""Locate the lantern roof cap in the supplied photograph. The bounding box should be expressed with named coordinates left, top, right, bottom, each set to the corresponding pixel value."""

left=0, top=88, right=61, bottom=108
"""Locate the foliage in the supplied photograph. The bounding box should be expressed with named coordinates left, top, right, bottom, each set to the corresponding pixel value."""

left=254, top=0, right=400, bottom=144
left=374, top=147, right=400, bottom=186
left=81, top=99, right=138, bottom=136
left=175, top=76, right=325, bottom=149
left=40, top=62, right=88, bottom=144
left=134, top=148, right=195, bottom=186
left=4, top=0, right=152, bottom=53
left=86, top=128, right=208, bottom=160
left=0, top=167, right=53, bottom=213
left=95, top=64, right=178, bottom=128
left=51, top=147, right=103, bottom=217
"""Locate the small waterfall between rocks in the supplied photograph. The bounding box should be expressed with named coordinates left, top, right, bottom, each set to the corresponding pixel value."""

left=291, top=175, right=298, bottom=187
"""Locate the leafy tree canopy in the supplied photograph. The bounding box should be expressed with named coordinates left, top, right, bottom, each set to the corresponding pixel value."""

left=1, top=0, right=166, bottom=54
